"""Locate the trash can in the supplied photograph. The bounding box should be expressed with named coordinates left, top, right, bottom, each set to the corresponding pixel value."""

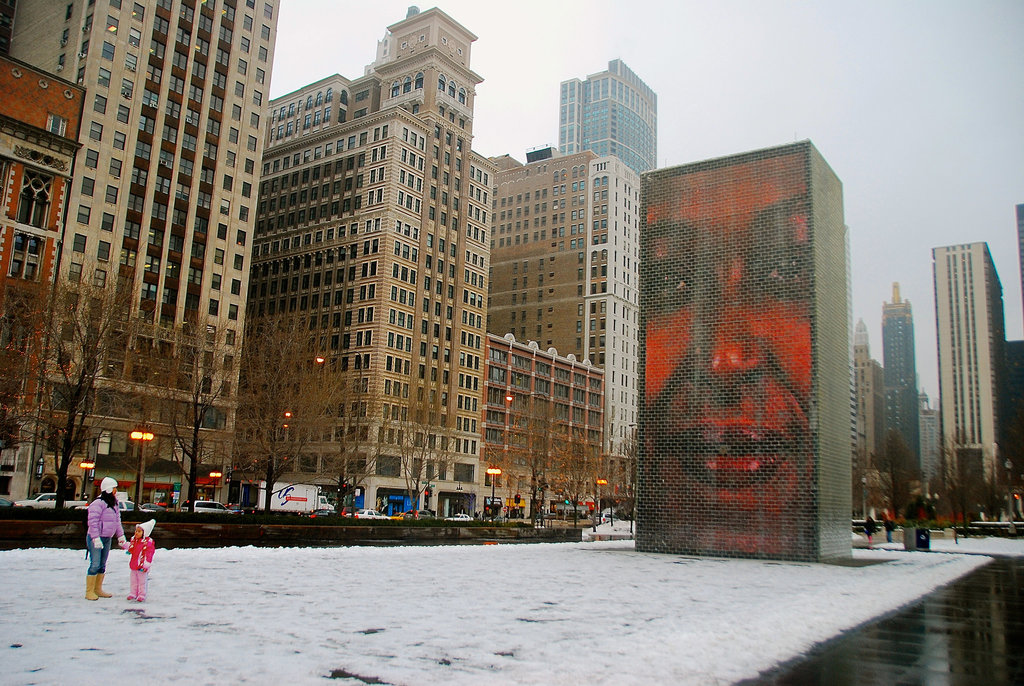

left=915, top=528, right=930, bottom=550
left=906, top=528, right=930, bottom=551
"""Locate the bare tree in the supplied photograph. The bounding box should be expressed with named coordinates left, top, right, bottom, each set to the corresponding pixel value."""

left=390, top=388, right=456, bottom=516
left=504, top=393, right=554, bottom=524
left=876, top=429, right=919, bottom=518
left=320, top=371, right=378, bottom=513
left=235, top=316, right=341, bottom=512
left=937, top=432, right=986, bottom=530
left=550, top=424, right=599, bottom=527
left=0, top=283, right=49, bottom=454
left=38, top=266, right=134, bottom=507
left=147, top=320, right=235, bottom=505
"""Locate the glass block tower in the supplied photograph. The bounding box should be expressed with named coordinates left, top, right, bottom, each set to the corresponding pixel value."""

left=637, top=141, right=850, bottom=562
left=558, top=59, right=657, bottom=175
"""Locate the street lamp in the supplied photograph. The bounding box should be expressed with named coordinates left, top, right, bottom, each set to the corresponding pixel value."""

left=1006, top=460, right=1014, bottom=526
left=861, top=475, right=867, bottom=518
left=486, top=466, right=502, bottom=519
left=130, top=429, right=155, bottom=507
left=594, top=478, right=608, bottom=532
left=79, top=460, right=95, bottom=499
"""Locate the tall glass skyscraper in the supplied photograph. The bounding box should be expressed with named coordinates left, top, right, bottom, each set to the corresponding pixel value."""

left=882, top=283, right=920, bottom=462
left=558, top=59, right=657, bottom=174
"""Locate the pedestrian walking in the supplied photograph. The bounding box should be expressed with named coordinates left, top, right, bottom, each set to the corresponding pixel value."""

left=884, top=516, right=895, bottom=544
left=85, top=477, right=127, bottom=601
left=126, top=519, right=156, bottom=602
left=864, top=516, right=877, bottom=546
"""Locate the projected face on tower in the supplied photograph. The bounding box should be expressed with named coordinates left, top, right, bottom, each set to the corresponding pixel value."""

left=641, top=152, right=813, bottom=557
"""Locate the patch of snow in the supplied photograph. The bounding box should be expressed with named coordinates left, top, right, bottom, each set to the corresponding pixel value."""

left=2, top=533, right=1018, bottom=684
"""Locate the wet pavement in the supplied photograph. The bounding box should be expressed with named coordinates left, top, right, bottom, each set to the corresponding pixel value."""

left=743, top=555, right=1024, bottom=685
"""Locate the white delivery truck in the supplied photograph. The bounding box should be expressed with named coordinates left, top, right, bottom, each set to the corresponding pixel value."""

left=256, top=482, right=330, bottom=514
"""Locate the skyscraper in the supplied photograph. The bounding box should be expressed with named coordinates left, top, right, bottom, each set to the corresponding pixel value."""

left=249, top=7, right=495, bottom=515
left=853, top=319, right=885, bottom=470
left=918, top=390, right=940, bottom=486
left=558, top=59, right=657, bottom=175
left=1017, top=204, right=1024, bottom=324
left=933, top=242, right=1006, bottom=481
left=881, top=282, right=919, bottom=461
left=11, top=0, right=280, bottom=499
left=488, top=147, right=640, bottom=460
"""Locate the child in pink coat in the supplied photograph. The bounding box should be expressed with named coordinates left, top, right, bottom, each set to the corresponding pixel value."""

left=127, top=519, right=156, bottom=601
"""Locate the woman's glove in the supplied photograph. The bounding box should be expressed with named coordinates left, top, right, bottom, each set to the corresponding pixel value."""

left=92, top=537, right=102, bottom=549
left=117, top=536, right=128, bottom=549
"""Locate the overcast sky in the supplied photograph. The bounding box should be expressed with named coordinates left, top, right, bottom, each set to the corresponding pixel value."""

left=269, top=0, right=1024, bottom=398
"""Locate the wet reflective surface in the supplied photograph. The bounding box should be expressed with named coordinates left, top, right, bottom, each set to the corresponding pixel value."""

left=745, top=556, right=1024, bottom=685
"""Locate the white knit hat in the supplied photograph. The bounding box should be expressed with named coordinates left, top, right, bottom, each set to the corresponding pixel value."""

left=137, top=519, right=156, bottom=537
left=100, top=477, right=118, bottom=493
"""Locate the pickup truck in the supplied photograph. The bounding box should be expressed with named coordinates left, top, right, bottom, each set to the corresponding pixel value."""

left=14, top=493, right=88, bottom=509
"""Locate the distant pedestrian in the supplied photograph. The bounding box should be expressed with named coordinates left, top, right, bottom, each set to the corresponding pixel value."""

left=126, top=519, right=156, bottom=602
left=864, top=516, right=877, bottom=545
left=85, top=477, right=128, bottom=601
left=884, top=517, right=895, bottom=543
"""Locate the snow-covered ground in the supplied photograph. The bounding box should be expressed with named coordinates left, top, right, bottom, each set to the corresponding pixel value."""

left=2, top=523, right=1019, bottom=686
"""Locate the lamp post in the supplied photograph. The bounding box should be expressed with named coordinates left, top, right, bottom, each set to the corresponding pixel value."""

left=594, top=478, right=608, bottom=532
left=861, top=475, right=867, bottom=518
left=79, top=460, right=95, bottom=499
left=209, top=470, right=222, bottom=502
left=486, top=466, right=502, bottom=519
left=130, top=429, right=155, bottom=507
left=1006, top=460, right=1014, bottom=526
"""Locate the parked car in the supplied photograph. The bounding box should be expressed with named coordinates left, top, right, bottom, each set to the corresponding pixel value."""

left=445, top=513, right=473, bottom=522
left=191, top=500, right=232, bottom=514
left=15, top=493, right=88, bottom=508
left=353, top=508, right=389, bottom=520
left=74, top=500, right=135, bottom=512
left=308, top=508, right=338, bottom=518
left=401, top=510, right=435, bottom=520
left=0, top=497, right=14, bottom=507
left=139, top=503, right=166, bottom=512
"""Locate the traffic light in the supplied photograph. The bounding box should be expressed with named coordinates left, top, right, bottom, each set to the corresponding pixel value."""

left=424, top=486, right=432, bottom=498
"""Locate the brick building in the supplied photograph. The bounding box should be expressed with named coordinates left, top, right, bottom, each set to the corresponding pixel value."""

left=0, top=54, right=84, bottom=499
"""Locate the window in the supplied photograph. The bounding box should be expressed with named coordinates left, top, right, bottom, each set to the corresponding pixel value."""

left=46, top=114, right=67, bottom=136
left=16, top=170, right=51, bottom=228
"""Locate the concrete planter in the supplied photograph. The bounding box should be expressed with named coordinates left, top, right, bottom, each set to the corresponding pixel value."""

left=0, top=519, right=582, bottom=549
